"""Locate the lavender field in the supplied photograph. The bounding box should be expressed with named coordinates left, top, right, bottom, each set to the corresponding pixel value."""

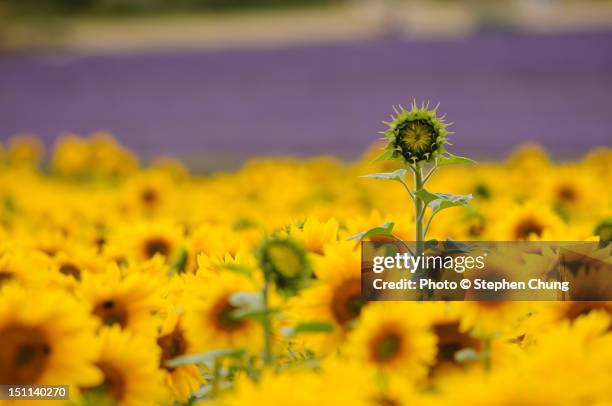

left=1, top=30, right=611, bottom=166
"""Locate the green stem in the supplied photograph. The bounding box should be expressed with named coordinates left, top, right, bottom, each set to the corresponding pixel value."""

left=262, top=277, right=273, bottom=366
left=414, top=166, right=425, bottom=255
left=211, top=358, right=220, bottom=397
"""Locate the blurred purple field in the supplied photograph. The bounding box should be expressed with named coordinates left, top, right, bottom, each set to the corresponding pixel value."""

left=1, top=30, right=611, bottom=166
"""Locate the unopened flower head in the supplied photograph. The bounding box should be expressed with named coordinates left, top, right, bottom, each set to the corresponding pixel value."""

left=257, top=236, right=311, bottom=294
left=382, top=101, right=450, bottom=164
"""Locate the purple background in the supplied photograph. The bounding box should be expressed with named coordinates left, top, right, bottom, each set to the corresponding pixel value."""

left=1, top=30, right=611, bottom=166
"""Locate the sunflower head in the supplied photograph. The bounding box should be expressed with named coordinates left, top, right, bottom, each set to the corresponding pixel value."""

left=382, top=101, right=450, bottom=165
left=594, top=218, right=612, bottom=242
left=257, top=237, right=311, bottom=295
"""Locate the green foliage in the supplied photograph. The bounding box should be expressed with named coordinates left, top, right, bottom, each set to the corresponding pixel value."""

left=360, top=169, right=407, bottom=182
left=347, top=222, right=395, bottom=241
left=436, top=153, right=476, bottom=167
left=257, top=236, right=311, bottom=296
left=414, top=190, right=472, bottom=215
left=165, top=348, right=246, bottom=369
left=282, top=321, right=335, bottom=338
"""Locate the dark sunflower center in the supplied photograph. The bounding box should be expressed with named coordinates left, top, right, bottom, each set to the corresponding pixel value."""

left=556, top=185, right=577, bottom=203
left=94, top=236, right=106, bottom=252
left=0, top=271, right=15, bottom=286
left=83, top=362, right=126, bottom=402
left=514, top=218, right=544, bottom=240
left=433, top=322, right=481, bottom=367
left=144, top=237, right=171, bottom=259
left=93, top=300, right=129, bottom=328
left=371, top=395, right=400, bottom=406
left=157, top=327, right=187, bottom=370
left=0, top=325, right=51, bottom=384
left=330, top=277, right=363, bottom=326
left=370, top=331, right=402, bottom=363
left=395, top=120, right=438, bottom=162
left=473, top=183, right=491, bottom=199
left=140, top=187, right=158, bottom=206
left=468, top=222, right=485, bottom=237
left=59, top=263, right=81, bottom=280
left=212, top=297, right=245, bottom=332
left=564, top=301, right=612, bottom=322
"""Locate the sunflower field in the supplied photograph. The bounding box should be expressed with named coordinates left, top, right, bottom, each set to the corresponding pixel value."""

left=0, top=122, right=611, bottom=405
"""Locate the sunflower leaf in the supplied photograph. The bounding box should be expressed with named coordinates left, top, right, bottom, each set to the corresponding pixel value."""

left=165, top=349, right=246, bottom=368
left=415, top=190, right=472, bottom=214
left=454, top=348, right=481, bottom=363
left=229, top=291, right=263, bottom=308
left=436, top=153, right=476, bottom=167
left=282, top=321, right=335, bottom=338
left=414, top=188, right=439, bottom=205
left=170, top=248, right=188, bottom=274
left=347, top=222, right=395, bottom=241
left=360, top=169, right=407, bottom=183
left=373, top=148, right=396, bottom=162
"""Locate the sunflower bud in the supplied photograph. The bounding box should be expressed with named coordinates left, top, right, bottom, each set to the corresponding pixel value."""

left=594, top=218, right=612, bottom=243
left=257, top=237, right=311, bottom=295
left=382, top=101, right=449, bottom=164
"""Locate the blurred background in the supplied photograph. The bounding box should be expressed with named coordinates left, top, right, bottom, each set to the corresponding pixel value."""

left=1, top=0, right=611, bottom=169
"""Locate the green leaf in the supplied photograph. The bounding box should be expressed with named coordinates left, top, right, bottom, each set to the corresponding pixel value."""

left=282, top=321, right=335, bottom=337
left=454, top=348, right=481, bottom=363
left=294, top=321, right=335, bottom=334
left=360, top=169, right=407, bottom=182
left=229, top=291, right=263, bottom=308
left=165, top=348, right=245, bottom=368
left=373, top=148, right=395, bottom=162
left=228, top=291, right=270, bottom=321
left=414, top=189, right=439, bottom=205
left=429, top=193, right=472, bottom=214
left=415, top=190, right=472, bottom=214
left=436, top=153, right=476, bottom=167
left=170, top=248, right=188, bottom=274
left=443, top=239, right=479, bottom=253
left=223, top=263, right=253, bottom=277
left=231, top=307, right=276, bottom=321
left=347, top=222, right=395, bottom=241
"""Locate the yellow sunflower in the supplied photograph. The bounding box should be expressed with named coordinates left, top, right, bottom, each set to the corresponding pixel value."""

left=79, top=264, right=162, bottom=335
left=157, top=308, right=204, bottom=404
left=421, top=302, right=484, bottom=376
left=346, top=302, right=437, bottom=379
left=120, top=170, right=177, bottom=216
left=183, top=272, right=262, bottom=352
left=286, top=241, right=364, bottom=354
left=490, top=202, right=565, bottom=241
left=79, top=326, right=165, bottom=406
left=108, top=219, right=184, bottom=265
left=5, top=134, right=44, bottom=168
left=186, top=224, right=254, bottom=273
left=0, top=246, right=50, bottom=288
left=441, top=367, right=568, bottom=406
left=288, top=217, right=339, bottom=256
left=195, top=250, right=257, bottom=279
left=518, top=312, right=612, bottom=405
left=0, top=285, right=100, bottom=386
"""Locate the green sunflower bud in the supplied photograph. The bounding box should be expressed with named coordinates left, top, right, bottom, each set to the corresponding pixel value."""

left=257, top=237, right=311, bottom=295
left=594, top=218, right=612, bottom=242
left=381, top=101, right=450, bottom=164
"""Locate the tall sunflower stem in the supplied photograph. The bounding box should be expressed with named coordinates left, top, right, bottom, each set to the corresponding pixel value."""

left=211, top=359, right=221, bottom=397
left=262, top=276, right=273, bottom=366
left=414, top=166, right=425, bottom=255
